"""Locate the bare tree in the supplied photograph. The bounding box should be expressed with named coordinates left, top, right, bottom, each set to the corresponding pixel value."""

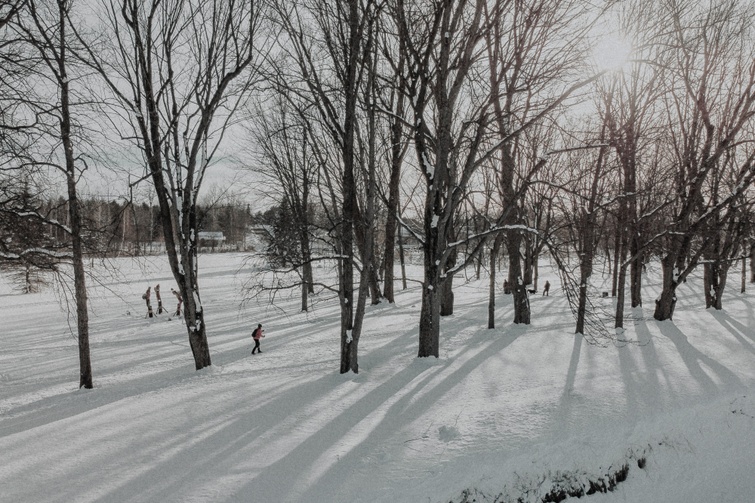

left=1, top=0, right=96, bottom=387
left=249, top=90, right=317, bottom=312
left=81, top=0, right=268, bottom=369
left=653, top=0, right=755, bottom=320
left=376, top=22, right=409, bottom=304
left=0, top=0, right=25, bottom=30
left=271, top=0, right=379, bottom=373
left=485, top=0, right=602, bottom=326
left=701, top=144, right=755, bottom=309
left=390, top=0, right=495, bottom=356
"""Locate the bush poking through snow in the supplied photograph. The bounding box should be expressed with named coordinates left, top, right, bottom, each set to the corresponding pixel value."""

left=452, top=454, right=643, bottom=503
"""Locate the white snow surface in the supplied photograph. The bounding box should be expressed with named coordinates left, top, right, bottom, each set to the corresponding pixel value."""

left=1, top=253, right=754, bottom=503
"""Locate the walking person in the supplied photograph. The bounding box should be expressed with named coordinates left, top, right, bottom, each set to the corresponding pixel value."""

left=171, top=288, right=183, bottom=316
left=251, top=324, right=265, bottom=354
left=543, top=280, right=551, bottom=296
left=142, top=286, right=153, bottom=318
left=155, top=284, right=164, bottom=314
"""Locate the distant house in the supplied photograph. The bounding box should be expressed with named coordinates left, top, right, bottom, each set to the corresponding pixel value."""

left=198, top=231, right=225, bottom=250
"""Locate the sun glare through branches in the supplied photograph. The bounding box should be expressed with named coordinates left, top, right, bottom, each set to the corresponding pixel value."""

left=591, top=33, right=633, bottom=73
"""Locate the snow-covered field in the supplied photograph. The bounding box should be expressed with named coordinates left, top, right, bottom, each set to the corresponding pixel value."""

left=0, top=253, right=753, bottom=502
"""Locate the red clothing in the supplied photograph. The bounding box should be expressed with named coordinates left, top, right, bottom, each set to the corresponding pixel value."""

left=253, top=328, right=263, bottom=340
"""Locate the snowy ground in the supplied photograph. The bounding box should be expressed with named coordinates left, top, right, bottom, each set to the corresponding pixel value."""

left=0, top=253, right=753, bottom=503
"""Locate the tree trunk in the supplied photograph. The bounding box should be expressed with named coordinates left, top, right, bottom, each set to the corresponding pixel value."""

left=706, top=261, right=729, bottom=310
left=615, top=264, right=628, bottom=329
left=488, top=235, right=502, bottom=329
left=299, top=149, right=313, bottom=310
left=742, top=256, right=746, bottom=294
left=614, top=206, right=630, bottom=328
left=630, top=242, right=643, bottom=307
left=300, top=224, right=314, bottom=309
left=179, top=206, right=212, bottom=369
left=507, top=231, right=530, bottom=325
left=418, top=202, right=443, bottom=356
left=653, top=256, right=678, bottom=321
left=715, top=266, right=728, bottom=310
left=57, top=2, right=92, bottom=389
left=523, top=236, right=534, bottom=287
left=353, top=202, right=381, bottom=305
left=418, top=276, right=441, bottom=357
left=382, top=51, right=405, bottom=304
left=399, top=235, right=407, bottom=291
left=339, top=0, right=360, bottom=374
left=440, top=223, right=456, bottom=316
left=611, top=221, right=620, bottom=297
left=703, top=261, right=715, bottom=309
left=383, top=220, right=398, bottom=302
left=576, top=279, right=588, bottom=335
left=440, top=274, right=454, bottom=316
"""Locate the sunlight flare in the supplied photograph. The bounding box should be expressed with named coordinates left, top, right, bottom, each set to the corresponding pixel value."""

left=591, top=33, right=633, bottom=72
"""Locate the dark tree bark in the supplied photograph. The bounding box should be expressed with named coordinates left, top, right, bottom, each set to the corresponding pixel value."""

left=576, top=135, right=608, bottom=335
left=84, top=0, right=266, bottom=369
left=381, top=42, right=407, bottom=304
left=488, top=234, right=503, bottom=329
left=653, top=1, right=755, bottom=320
left=17, top=0, right=94, bottom=387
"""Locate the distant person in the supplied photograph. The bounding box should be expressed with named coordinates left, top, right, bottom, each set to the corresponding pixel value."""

left=543, top=280, right=550, bottom=296
left=142, top=286, right=153, bottom=318
left=251, top=324, right=265, bottom=354
left=171, top=288, right=183, bottom=316
left=503, top=279, right=511, bottom=294
left=155, top=284, right=163, bottom=314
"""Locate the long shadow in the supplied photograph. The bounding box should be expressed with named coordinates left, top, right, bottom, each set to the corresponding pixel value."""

left=93, top=329, right=422, bottom=503
left=555, top=333, right=582, bottom=433
left=81, top=300, right=422, bottom=500
left=250, top=330, right=524, bottom=502
left=708, top=310, right=755, bottom=352
left=5, top=279, right=520, bottom=502
left=0, top=287, right=409, bottom=439
left=92, top=374, right=351, bottom=502
left=7, top=323, right=388, bottom=503
left=616, top=319, right=666, bottom=419
left=1, top=306, right=335, bottom=437
left=740, top=297, right=755, bottom=330
left=656, top=321, right=745, bottom=394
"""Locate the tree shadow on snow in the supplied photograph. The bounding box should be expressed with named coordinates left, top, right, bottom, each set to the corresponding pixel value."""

left=205, top=328, right=525, bottom=502
left=656, top=320, right=745, bottom=394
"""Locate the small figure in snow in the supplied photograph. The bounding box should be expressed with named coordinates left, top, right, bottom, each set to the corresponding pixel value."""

left=171, top=288, right=183, bottom=316
left=155, top=284, right=164, bottom=314
left=142, top=286, right=154, bottom=318
left=543, top=280, right=550, bottom=296
left=503, top=279, right=511, bottom=294
left=251, top=323, right=265, bottom=354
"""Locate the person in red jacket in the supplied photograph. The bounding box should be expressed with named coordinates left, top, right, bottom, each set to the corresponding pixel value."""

left=251, top=323, right=265, bottom=354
